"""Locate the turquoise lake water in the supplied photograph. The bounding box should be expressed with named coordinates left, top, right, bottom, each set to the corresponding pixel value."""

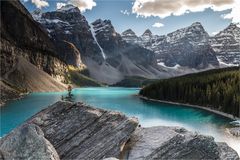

left=0, top=87, right=239, bottom=154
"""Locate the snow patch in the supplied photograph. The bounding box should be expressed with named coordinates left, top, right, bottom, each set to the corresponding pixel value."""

left=89, top=23, right=106, bottom=59
left=217, top=57, right=238, bottom=67
left=45, top=19, right=69, bottom=25
left=57, top=4, right=78, bottom=13
left=64, top=30, right=71, bottom=34
left=158, top=62, right=180, bottom=69
left=46, top=29, right=53, bottom=33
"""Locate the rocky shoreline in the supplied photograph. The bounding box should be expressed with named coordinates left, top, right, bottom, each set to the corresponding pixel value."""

left=138, top=95, right=239, bottom=120
left=0, top=80, right=27, bottom=107
left=138, top=95, right=240, bottom=139
left=0, top=101, right=239, bottom=159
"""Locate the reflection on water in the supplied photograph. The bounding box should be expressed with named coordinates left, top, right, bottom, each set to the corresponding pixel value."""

left=0, top=87, right=239, bottom=154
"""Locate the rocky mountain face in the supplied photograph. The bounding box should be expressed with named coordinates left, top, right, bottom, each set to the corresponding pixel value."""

left=210, top=23, right=240, bottom=66
left=32, top=5, right=104, bottom=66
left=90, top=19, right=164, bottom=76
left=33, top=6, right=170, bottom=84
left=0, top=0, right=67, bottom=81
left=0, top=0, right=68, bottom=103
left=122, top=22, right=220, bottom=69
left=121, top=29, right=141, bottom=44
left=6, top=1, right=237, bottom=87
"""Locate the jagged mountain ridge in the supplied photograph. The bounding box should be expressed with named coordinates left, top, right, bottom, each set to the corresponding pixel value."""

left=31, top=4, right=239, bottom=84
left=33, top=6, right=171, bottom=84
left=122, top=22, right=220, bottom=69
left=0, top=0, right=68, bottom=87
left=0, top=0, right=70, bottom=104
left=1, top=0, right=63, bottom=77
left=122, top=23, right=240, bottom=67
left=33, top=5, right=104, bottom=66
left=210, top=23, right=240, bottom=66
left=90, top=19, right=162, bottom=74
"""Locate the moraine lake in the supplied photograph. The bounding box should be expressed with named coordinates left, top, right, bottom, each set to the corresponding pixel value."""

left=0, top=87, right=239, bottom=154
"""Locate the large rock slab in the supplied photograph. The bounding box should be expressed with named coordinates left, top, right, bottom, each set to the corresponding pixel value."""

left=123, top=126, right=239, bottom=160
left=0, top=124, right=59, bottom=160
left=0, top=101, right=138, bottom=160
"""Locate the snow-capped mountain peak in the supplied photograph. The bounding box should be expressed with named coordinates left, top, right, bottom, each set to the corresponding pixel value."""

left=166, top=22, right=209, bottom=44
left=57, top=4, right=80, bottom=13
left=142, top=29, right=152, bottom=37
left=92, top=19, right=115, bottom=35
left=122, top=29, right=137, bottom=37
left=122, top=22, right=219, bottom=68
left=32, top=9, right=43, bottom=21
left=210, top=23, right=240, bottom=66
left=189, top=22, right=206, bottom=32
left=215, top=23, right=240, bottom=42
left=191, top=22, right=202, bottom=27
left=121, top=29, right=140, bottom=44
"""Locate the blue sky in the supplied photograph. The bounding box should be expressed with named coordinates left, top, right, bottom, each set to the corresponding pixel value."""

left=21, top=0, right=239, bottom=36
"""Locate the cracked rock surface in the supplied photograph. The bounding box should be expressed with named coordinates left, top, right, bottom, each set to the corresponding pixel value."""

left=123, top=126, right=239, bottom=160
left=0, top=101, right=138, bottom=160
left=0, top=102, right=239, bottom=160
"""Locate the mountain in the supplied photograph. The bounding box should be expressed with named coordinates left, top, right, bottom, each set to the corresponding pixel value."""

left=140, top=67, right=240, bottom=117
left=32, top=5, right=104, bottom=66
left=0, top=0, right=67, bottom=79
left=90, top=19, right=166, bottom=77
left=0, top=0, right=101, bottom=105
left=122, top=22, right=220, bottom=69
left=32, top=6, right=121, bottom=84
left=0, top=0, right=70, bottom=104
left=0, top=1, right=67, bottom=80
left=33, top=6, right=171, bottom=84
left=210, top=23, right=240, bottom=66
left=121, top=29, right=141, bottom=44
left=35, top=5, right=238, bottom=84
left=141, top=29, right=153, bottom=42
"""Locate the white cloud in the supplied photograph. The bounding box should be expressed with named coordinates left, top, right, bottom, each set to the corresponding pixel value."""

left=120, top=10, right=130, bottom=16
left=152, top=22, right=164, bottom=28
left=132, top=0, right=237, bottom=21
left=69, top=0, right=96, bottom=12
left=222, top=0, right=240, bottom=23
left=56, top=3, right=66, bottom=9
left=31, top=0, right=49, bottom=9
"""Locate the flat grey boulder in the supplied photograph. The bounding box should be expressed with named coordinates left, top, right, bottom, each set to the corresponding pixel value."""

left=0, top=124, right=59, bottom=160
left=18, top=101, right=138, bottom=160
left=123, top=126, right=239, bottom=160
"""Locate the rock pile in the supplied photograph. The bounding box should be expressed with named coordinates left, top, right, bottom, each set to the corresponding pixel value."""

left=0, top=101, right=239, bottom=159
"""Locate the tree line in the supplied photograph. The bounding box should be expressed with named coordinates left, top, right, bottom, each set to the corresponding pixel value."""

left=139, top=67, right=240, bottom=117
